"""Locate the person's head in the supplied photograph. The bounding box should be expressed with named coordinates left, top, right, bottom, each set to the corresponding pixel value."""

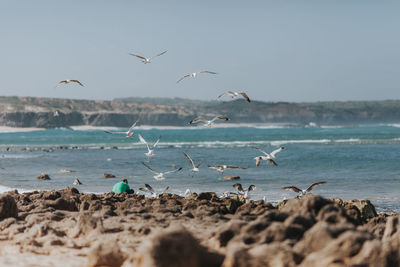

left=122, top=178, right=128, bottom=184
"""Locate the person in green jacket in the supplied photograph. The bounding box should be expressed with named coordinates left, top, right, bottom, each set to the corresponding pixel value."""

left=112, top=178, right=134, bottom=194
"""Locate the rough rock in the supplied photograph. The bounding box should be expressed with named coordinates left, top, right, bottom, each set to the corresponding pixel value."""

left=35, top=173, right=51, bottom=180
left=103, top=173, right=116, bottom=178
left=0, top=194, right=18, bottom=221
left=87, top=241, right=126, bottom=267
left=131, top=226, right=224, bottom=267
left=344, top=199, right=377, bottom=222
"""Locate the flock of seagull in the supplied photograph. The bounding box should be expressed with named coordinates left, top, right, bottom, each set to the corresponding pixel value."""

left=56, top=49, right=326, bottom=201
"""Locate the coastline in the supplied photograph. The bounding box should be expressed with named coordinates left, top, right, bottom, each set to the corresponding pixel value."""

left=0, top=188, right=398, bottom=266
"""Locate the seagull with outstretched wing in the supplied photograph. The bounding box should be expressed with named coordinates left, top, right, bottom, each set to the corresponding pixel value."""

left=129, top=50, right=167, bottom=64
left=189, top=115, right=229, bottom=127
left=176, top=70, right=217, bottom=83
left=218, top=90, right=251, bottom=102
left=142, top=162, right=182, bottom=180
left=138, top=134, right=161, bottom=158
left=282, top=181, right=327, bottom=197
left=104, top=118, right=140, bottom=138
left=254, top=146, right=285, bottom=166
left=55, top=79, right=84, bottom=87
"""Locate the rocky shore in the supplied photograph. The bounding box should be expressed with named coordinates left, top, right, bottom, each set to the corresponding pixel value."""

left=0, top=188, right=399, bottom=266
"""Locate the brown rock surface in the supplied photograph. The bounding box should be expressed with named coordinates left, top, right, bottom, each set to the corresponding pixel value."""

left=0, top=189, right=398, bottom=266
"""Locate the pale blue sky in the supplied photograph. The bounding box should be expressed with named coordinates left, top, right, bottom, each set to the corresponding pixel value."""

left=0, top=1, right=399, bottom=102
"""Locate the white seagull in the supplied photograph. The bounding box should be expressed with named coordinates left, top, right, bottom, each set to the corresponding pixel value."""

left=282, top=181, right=327, bottom=197
left=254, top=146, right=285, bottom=166
left=183, top=152, right=203, bottom=173
left=208, top=164, right=246, bottom=175
left=138, top=134, right=161, bottom=158
left=189, top=116, right=229, bottom=127
left=218, top=91, right=251, bottom=102
left=139, top=183, right=169, bottom=198
left=129, top=50, right=167, bottom=64
left=55, top=79, right=84, bottom=87
left=142, top=162, right=182, bottom=180
left=232, top=183, right=256, bottom=199
left=176, top=70, right=217, bottom=83
left=104, top=118, right=140, bottom=138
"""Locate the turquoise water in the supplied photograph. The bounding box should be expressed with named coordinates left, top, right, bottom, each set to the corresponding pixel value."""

left=1, top=125, right=399, bottom=212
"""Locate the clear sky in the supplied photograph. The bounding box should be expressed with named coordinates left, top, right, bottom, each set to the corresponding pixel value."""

left=1, top=0, right=399, bottom=102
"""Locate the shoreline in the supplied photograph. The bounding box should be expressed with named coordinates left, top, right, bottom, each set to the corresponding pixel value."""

left=0, top=188, right=399, bottom=266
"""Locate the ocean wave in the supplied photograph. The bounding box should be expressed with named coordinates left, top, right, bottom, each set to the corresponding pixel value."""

left=0, top=185, right=31, bottom=194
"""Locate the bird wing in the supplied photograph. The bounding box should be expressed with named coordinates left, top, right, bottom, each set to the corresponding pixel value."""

left=164, top=167, right=182, bottom=175
left=248, top=185, right=256, bottom=191
left=217, top=116, right=229, bottom=121
left=217, top=92, right=227, bottom=99
left=142, top=162, right=159, bottom=174
left=268, top=159, right=278, bottom=166
left=138, top=134, right=150, bottom=151
left=210, top=116, right=229, bottom=123
left=196, top=160, right=204, bottom=168
left=153, top=135, right=162, bottom=148
left=226, top=165, right=246, bottom=170
left=139, top=187, right=150, bottom=193
left=127, top=118, right=140, bottom=133
left=270, top=147, right=283, bottom=157
left=104, top=130, right=126, bottom=134
left=208, top=165, right=221, bottom=170
left=176, top=74, right=191, bottom=83
left=150, top=50, right=167, bottom=60
left=129, top=53, right=146, bottom=60
left=145, top=184, right=155, bottom=194
left=282, top=186, right=302, bottom=193
left=306, top=181, right=327, bottom=192
left=70, top=80, right=84, bottom=86
left=183, top=152, right=195, bottom=168
left=239, top=92, right=251, bottom=102
left=232, top=183, right=244, bottom=194
left=255, top=157, right=261, bottom=167
left=199, top=70, right=217, bottom=75
left=161, top=186, right=170, bottom=194
left=254, top=147, right=271, bottom=157
left=189, top=117, right=206, bottom=124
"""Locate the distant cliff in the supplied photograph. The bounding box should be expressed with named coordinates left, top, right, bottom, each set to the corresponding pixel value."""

left=1, top=96, right=400, bottom=128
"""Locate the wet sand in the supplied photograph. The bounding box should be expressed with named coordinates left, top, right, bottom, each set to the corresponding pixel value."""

left=0, top=188, right=399, bottom=267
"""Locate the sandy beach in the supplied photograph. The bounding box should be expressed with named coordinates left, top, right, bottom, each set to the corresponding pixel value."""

left=0, top=188, right=398, bottom=267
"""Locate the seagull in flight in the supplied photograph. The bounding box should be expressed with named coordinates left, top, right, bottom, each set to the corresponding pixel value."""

left=254, top=146, right=285, bottom=166
left=139, top=183, right=169, bottom=198
left=183, top=152, right=203, bottom=173
left=189, top=116, right=229, bottom=127
left=282, top=181, right=327, bottom=197
left=104, top=118, right=140, bottom=138
left=208, top=164, right=246, bottom=175
left=138, top=134, right=161, bottom=158
left=176, top=71, right=217, bottom=83
left=142, top=162, right=182, bottom=180
left=218, top=91, right=251, bottom=102
left=129, top=50, right=167, bottom=64
left=55, top=79, right=84, bottom=87
left=233, top=183, right=256, bottom=199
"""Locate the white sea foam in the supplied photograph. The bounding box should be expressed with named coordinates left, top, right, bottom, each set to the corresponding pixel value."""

left=0, top=185, right=32, bottom=194
left=0, top=126, right=45, bottom=133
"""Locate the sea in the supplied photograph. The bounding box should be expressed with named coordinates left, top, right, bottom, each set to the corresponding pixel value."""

left=0, top=124, right=399, bottom=213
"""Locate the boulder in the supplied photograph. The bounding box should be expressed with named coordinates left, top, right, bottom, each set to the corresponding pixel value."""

left=0, top=194, right=18, bottom=221
left=344, top=199, right=377, bottom=222
left=35, top=173, right=51, bottom=180
left=87, top=241, right=126, bottom=267
left=103, top=173, right=116, bottom=178
left=131, top=226, right=224, bottom=267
